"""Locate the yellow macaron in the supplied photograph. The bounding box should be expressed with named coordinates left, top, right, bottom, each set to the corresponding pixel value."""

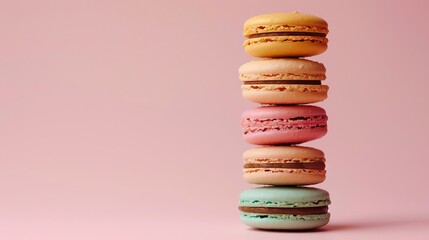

left=243, top=12, right=329, bottom=58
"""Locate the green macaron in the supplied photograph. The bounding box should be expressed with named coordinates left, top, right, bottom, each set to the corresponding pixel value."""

left=239, top=186, right=331, bottom=230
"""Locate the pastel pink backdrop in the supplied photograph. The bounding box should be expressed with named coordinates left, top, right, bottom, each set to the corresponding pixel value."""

left=1, top=0, right=429, bottom=239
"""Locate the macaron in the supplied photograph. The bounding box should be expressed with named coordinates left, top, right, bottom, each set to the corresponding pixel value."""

left=239, top=58, right=328, bottom=104
left=243, top=12, right=328, bottom=58
left=239, top=186, right=331, bottom=230
left=243, top=146, right=326, bottom=185
left=241, top=105, right=327, bottom=145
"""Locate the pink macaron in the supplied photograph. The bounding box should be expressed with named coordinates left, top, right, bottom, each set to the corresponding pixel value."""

left=241, top=105, right=328, bottom=145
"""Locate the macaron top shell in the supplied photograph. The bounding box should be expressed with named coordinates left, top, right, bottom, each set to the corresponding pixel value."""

left=240, top=186, right=331, bottom=208
left=239, top=58, right=326, bottom=81
left=243, top=12, right=329, bottom=37
left=242, top=105, right=326, bottom=120
left=243, top=146, right=325, bottom=160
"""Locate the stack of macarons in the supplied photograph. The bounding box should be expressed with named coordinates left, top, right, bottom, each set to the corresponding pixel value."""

left=239, top=12, right=331, bottom=230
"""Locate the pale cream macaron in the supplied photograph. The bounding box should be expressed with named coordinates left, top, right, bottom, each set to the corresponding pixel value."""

left=243, top=146, right=326, bottom=186
left=239, top=58, right=329, bottom=104
left=243, top=12, right=329, bottom=58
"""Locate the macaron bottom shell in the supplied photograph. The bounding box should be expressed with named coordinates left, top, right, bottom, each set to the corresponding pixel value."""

left=241, top=212, right=330, bottom=230
left=244, top=170, right=325, bottom=186
left=244, top=39, right=327, bottom=58
left=242, top=87, right=328, bottom=105
left=243, top=128, right=327, bottom=145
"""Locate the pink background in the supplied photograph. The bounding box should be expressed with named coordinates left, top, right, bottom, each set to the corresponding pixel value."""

left=1, top=0, right=429, bottom=239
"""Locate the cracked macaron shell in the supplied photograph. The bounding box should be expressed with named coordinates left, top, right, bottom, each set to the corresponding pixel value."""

left=239, top=59, right=329, bottom=104
left=243, top=146, right=326, bottom=185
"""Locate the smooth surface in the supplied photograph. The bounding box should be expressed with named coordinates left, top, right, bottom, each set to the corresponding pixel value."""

left=244, top=171, right=326, bottom=185
left=239, top=59, right=326, bottom=78
left=1, top=0, right=429, bottom=239
left=242, top=105, right=327, bottom=119
left=244, top=146, right=325, bottom=159
left=243, top=12, right=328, bottom=37
left=240, top=186, right=330, bottom=206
